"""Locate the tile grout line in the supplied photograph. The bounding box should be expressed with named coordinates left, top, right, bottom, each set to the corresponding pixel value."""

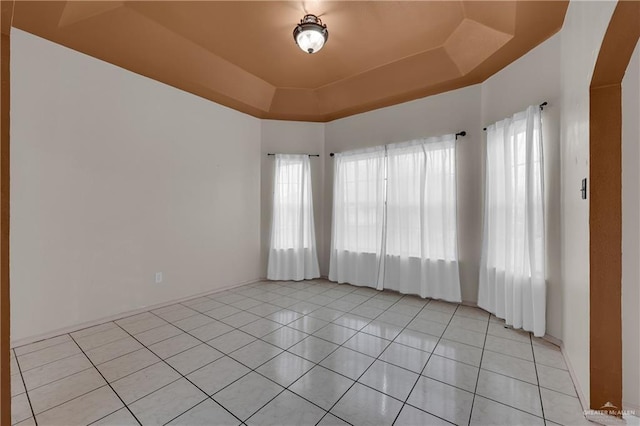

left=313, top=290, right=447, bottom=425
left=111, top=319, right=245, bottom=425
left=530, top=332, right=548, bottom=425
left=67, top=333, right=143, bottom=426
left=390, top=303, right=464, bottom=426
left=13, top=348, right=39, bottom=426
left=12, top=281, right=409, bottom=425
left=465, top=309, right=492, bottom=426
left=12, top=279, right=561, bottom=426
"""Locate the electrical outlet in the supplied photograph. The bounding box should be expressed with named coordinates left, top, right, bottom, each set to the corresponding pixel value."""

left=155, top=272, right=163, bottom=284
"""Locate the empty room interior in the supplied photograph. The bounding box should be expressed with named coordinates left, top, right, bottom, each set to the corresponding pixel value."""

left=1, top=0, right=640, bottom=425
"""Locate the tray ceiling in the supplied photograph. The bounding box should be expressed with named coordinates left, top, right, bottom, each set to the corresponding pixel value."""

left=11, top=1, right=568, bottom=122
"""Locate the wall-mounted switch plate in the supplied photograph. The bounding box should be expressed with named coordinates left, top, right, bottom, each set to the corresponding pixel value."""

left=581, top=178, right=587, bottom=200
left=155, top=272, right=163, bottom=284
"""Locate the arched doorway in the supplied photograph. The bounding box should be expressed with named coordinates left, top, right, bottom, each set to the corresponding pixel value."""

left=590, top=0, right=640, bottom=415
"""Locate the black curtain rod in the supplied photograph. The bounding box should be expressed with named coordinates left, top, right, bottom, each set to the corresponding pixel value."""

left=267, top=153, right=320, bottom=157
left=483, top=101, right=548, bottom=131
left=330, top=131, right=466, bottom=157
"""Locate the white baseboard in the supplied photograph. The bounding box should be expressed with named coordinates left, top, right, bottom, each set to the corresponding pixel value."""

left=11, top=278, right=261, bottom=349
left=560, top=341, right=589, bottom=412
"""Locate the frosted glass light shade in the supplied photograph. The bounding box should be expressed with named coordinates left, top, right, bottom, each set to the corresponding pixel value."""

left=293, top=14, right=328, bottom=54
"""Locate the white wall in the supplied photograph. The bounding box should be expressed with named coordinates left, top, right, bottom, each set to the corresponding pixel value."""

left=622, top=39, right=640, bottom=412
left=481, top=34, right=563, bottom=339
left=324, top=85, right=483, bottom=303
left=10, top=29, right=262, bottom=343
left=260, top=120, right=325, bottom=276
left=559, top=0, right=617, bottom=406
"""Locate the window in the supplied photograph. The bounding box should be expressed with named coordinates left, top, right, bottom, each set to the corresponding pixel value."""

left=267, top=154, right=319, bottom=281
left=329, top=135, right=461, bottom=302
left=478, top=105, right=546, bottom=336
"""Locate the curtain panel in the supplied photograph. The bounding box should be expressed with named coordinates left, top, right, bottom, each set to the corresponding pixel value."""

left=478, top=105, right=546, bottom=336
left=329, top=136, right=461, bottom=302
left=267, top=154, right=320, bottom=281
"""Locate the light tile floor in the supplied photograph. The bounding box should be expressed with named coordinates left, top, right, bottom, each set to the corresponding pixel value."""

left=10, top=279, right=588, bottom=426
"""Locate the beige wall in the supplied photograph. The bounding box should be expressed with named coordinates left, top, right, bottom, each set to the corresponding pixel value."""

left=559, top=0, right=617, bottom=406
left=10, top=29, right=262, bottom=343
left=260, top=120, right=325, bottom=276
left=622, top=39, right=640, bottom=413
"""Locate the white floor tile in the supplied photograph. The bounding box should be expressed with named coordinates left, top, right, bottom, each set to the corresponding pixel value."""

left=343, top=332, right=390, bottom=358
left=165, top=343, right=223, bottom=375
left=148, top=333, right=200, bottom=359
left=11, top=393, right=32, bottom=425
left=91, top=407, right=139, bottom=426
left=118, top=316, right=167, bottom=335
left=18, top=341, right=81, bottom=372
left=246, top=390, right=326, bottom=426
left=111, top=362, right=181, bottom=404
left=229, top=340, right=282, bottom=369
left=239, top=319, right=282, bottom=338
left=331, top=383, right=403, bottom=426
left=36, top=386, right=122, bottom=426
left=213, top=372, right=284, bottom=421
left=256, top=352, right=314, bottom=387
left=406, top=317, right=447, bottom=337
left=476, top=369, right=543, bottom=417
left=14, top=335, right=72, bottom=357
left=481, top=351, right=538, bottom=385
left=395, top=405, right=451, bottom=426
left=134, top=324, right=183, bottom=346
left=320, top=347, right=375, bottom=380
left=85, top=337, right=143, bottom=365
left=75, top=327, right=129, bottom=351
left=129, top=378, right=207, bottom=425
left=313, top=324, right=358, bottom=345
left=423, top=354, right=479, bottom=392
left=29, top=368, right=106, bottom=414
left=360, top=321, right=403, bottom=340
left=434, top=338, right=483, bottom=366
left=172, top=313, right=215, bottom=332
left=537, top=364, right=577, bottom=396
left=189, top=321, right=233, bottom=341
left=266, top=309, right=302, bottom=325
left=289, top=366, right=353, bottom=410
left=261, top=326, right=307, bottom=349
left=289, top=336, right=339, bottom=363
left=485, top=334, right=534, bottom=361
left=407, top=376, right=474, bottom=425
left=11, top=280, right=589, bottom=426
left=379, top=342, right=431, bottom=373
left=540, top=387, right=592, bottom=425
left=470, top=396, right=545, bottom=426
left=22, top=353, right=92, bottom=392
left=166, top=399, right=240, bottom=426
left=358, top=360, right=418, bottom=400
left=96, top=348, right=160, bottom=383
left=395, top=329, right=439, bottom=352
left=186, top=356, right=250, bottom=395
left=206, top=330, right=255, bottom=354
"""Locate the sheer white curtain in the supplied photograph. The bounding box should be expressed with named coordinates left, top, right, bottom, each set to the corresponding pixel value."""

left=329, top=137, right=462, bottom=302
left=384, top=135, right=461, bottom=302
left=329, top=146, right=386, bottom=288
left=267, top=154, right=320, bottom=281
left=478, top=105, right=546, bottom=336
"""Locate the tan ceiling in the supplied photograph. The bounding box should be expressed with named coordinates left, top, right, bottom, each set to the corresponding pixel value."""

left=11, top=1, right=568, bottom=122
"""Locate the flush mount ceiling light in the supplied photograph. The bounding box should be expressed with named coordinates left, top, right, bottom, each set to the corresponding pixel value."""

left=293, top=14, right=328, bottom=54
